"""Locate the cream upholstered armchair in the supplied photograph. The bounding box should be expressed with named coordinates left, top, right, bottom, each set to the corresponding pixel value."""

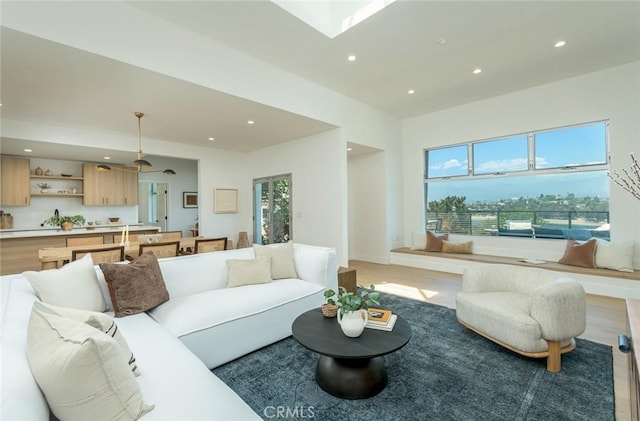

left=455, top=264, right=586, bottom=372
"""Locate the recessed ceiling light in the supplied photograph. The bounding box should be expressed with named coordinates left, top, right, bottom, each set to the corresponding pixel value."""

left=347, top=55, right=356, bottom=62
left=247, top=120, right=255, bottom=125
left=473, top=68, right=482, bottom=74
left=436, top=38, right=447, bottom=46
left=104, top=156, right=111, bottom=160
left=208, top=137, right=215, bottom=141
left=408, top=89, right=415, bottom=94
left=347, top=147, right=353, bottom=152
left=554, top=40, right=566, bottom=48
left=23, top=148, right=32, bottom=153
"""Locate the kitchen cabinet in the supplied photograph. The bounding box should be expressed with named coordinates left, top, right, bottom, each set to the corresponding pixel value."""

left=83, top=163, right=137, bottom=206
left=1, top=157, right=30, bottom=206
left=122, top=167, right=138, bottom=205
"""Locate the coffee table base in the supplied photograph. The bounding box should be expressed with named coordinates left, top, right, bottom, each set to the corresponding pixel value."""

left=315, top=355, right=387, bottom=399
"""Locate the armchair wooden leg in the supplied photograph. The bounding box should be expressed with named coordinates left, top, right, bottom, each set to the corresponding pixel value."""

left=547, top=340, right=561, bottom=372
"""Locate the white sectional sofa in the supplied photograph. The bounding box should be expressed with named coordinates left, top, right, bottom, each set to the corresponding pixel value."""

left=1, top=242, right=338, bottom=421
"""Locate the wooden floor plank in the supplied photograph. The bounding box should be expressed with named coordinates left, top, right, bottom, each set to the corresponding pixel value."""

left=349, top=260, right=631, bottom=421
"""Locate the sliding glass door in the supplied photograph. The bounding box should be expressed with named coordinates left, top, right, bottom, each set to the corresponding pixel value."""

left=253, top=174, right=292, bottom=245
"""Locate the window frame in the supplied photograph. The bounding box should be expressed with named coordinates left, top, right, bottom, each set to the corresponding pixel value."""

left=423, top=121, right=610, bottom=239
left=424, top=120, right=609, bottom=183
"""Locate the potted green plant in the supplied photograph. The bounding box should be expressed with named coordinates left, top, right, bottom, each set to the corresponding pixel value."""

left=322, top=289, right=338, bottom=318
left=37, top=182, right=52, bottom=193
left=42, top=215, right=86, bottom=231
left=334, top=285, right=380, bottom=337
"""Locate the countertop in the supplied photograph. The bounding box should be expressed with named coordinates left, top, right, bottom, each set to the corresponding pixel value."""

left=0, top=224, right=160, bottom=239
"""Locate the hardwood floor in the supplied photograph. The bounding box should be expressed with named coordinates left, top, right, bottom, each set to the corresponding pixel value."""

left=349, top=260, right=631, bottom=421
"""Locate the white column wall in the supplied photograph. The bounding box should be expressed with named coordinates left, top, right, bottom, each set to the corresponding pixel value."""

left=403, top=62, right=640, bottom=266
left=348, top=150, right=390, bottom=263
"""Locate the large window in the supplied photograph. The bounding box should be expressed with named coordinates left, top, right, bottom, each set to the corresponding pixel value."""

left=424, top=121, right=610, bottom=240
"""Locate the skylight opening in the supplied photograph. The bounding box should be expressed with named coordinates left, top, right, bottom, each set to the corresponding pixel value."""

left=271, top=0, right=397, bottom=39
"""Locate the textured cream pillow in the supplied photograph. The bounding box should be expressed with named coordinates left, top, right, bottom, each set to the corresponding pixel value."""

left=595, top=240, right=635, bottom=272
left=441, top=240, right=472, bottom=254
left=26, top=305, right=154, bottom=421
left=33, top=301, right=139, bottom=376
left=99, top=252, right=170, bottom=318
left=253, top=241, right=298, bottom=279
left=227, top=257, right=272, bottom=287
left=23, top=253, right=107, bottom=312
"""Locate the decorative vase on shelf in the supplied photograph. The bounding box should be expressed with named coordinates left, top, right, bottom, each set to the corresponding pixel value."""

left=34, top=167, right=43, bottom=176
left=337, top=309, right=368, bottom=338
left=45, top=169, right=53, bottom=176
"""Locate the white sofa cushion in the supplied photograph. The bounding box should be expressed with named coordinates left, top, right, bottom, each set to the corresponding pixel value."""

left=254, top=241, right=298, bottom=279
left=26, top=305, right=154, bottom=421
left=23, top=254, right=107, bottom=312
left=1, top=278, right=49, bottom=421
left=114, top=313, right=261, bottom=420
left=150, top=278, right=322, bottom=338
left=156, top=248, right=256, bottom=298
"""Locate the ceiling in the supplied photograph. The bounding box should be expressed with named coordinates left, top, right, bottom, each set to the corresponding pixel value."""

left=1, top=0, right=639, bottom=161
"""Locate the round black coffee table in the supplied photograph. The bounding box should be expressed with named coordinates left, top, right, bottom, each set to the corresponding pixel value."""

left=291, top=308, right=412, bottom=399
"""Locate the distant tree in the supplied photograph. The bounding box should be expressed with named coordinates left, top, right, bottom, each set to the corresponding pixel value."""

left=428, top=195, right=468, bottom=212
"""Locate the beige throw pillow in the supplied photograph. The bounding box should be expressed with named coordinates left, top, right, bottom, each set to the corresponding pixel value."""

left=441, top=240, right=473, bottom=254
left=99, top=252, right=170, bottom=318
left=33, top=301, right=139, bottom=376
left=23, top=253, right=107, bottom=312
left=26, top=305, right=154, bottom=421
left=227, top=257, right=272, bottom=288
left=425, top=231, right=449, bottom=252
left=558, top=238, right=597, bottom=268
left=253, top=241, right=298, bottom=279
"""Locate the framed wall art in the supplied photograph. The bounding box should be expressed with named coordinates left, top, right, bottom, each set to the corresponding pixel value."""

left=183, top=192, right=198, bottom=208
left=214, top=188, right=238, bottom=214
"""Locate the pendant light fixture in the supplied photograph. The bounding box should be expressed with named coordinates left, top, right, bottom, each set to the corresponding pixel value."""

left=96, top=111, right=176, bottom=175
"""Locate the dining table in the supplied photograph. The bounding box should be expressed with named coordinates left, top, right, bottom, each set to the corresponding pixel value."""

left=38, top=237, right=200, bottom=270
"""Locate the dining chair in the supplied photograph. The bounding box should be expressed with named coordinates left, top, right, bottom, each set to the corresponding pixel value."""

left=114, top=233, right=141, bottom=244
left=195, top=237, right=228, bottom=254
left=161, top=231, right=183, bottom=241
left=139, top=241, right=180, bottom=259
left=71, top=245, right=125, bottom=264
left=66, top=236, right=104, bottom=247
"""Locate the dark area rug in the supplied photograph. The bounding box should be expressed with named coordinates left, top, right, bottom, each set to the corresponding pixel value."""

left=213, top=293, right=614, bottom=421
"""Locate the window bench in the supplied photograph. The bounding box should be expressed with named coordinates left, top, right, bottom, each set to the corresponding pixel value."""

left=390, top=247, right=640, bottom=299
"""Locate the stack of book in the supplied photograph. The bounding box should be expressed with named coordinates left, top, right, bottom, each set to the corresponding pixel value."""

left=365, top=308, right=397, bottom=331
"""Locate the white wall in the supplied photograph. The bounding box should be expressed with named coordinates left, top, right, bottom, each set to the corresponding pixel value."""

left=403, top=62, right=640, bottom=266
left=247, top=129, right=347, bottom=264
left=348, top=150, right=389, bottom=263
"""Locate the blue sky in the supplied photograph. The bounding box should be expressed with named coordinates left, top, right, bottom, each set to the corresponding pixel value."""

left=427, top=170, right=609, bottom=203
left=426, top=122, right=607, bottom=178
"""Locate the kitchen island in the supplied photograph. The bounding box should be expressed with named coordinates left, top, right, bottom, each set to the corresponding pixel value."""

left=0, top=224, right=159, bottom=275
